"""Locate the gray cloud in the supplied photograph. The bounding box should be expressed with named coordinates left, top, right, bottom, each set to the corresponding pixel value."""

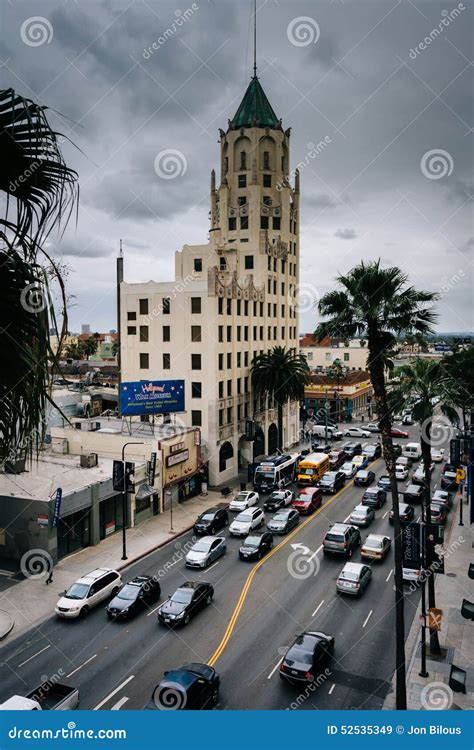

left=334, top=228, right=358, bottom=240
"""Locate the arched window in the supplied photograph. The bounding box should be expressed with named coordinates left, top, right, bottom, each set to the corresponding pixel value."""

left=219, top=256, right=227, bottom=271
left=219, top=441, right=234, bottom=473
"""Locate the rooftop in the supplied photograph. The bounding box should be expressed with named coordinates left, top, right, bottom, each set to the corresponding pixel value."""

left=229, top=76, right=280, bottom=131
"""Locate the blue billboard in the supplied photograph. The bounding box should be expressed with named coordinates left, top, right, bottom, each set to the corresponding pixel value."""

left=120, top=380, right=185, bottom=416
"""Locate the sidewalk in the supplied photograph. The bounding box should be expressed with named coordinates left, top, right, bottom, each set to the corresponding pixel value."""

left=0, top=479, right=246, bottom=644
left=383, top=493, right=474, bottom=710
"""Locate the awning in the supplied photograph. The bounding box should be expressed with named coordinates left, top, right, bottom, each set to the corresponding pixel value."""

left=135, top=483, right=156, bottom=500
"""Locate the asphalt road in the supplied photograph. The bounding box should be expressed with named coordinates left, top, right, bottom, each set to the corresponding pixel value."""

left=0, top=424, right=450, bottom=710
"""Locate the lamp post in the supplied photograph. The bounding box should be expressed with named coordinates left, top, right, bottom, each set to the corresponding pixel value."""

left=121, top=441, right=144, bottom=560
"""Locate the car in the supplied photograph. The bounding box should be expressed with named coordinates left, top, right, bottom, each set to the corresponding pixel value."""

left=360, top=534, right=392, bottom=561
left=349, top=504, right=375, bottom=527
left=239, top=531, right=273, bottom=561
left=352, top=454, right=369, bottom=470
left=341, top=461, right=357, bottom=479
left=395, top=464, right=409, bottom=481
left=185, top=536, right=226, bottom=568
left=354, top=469, right=376, bottom=487
left=336, top=562, right=372, bottom=596
left=55, top=568, right=122, bottom=619
left=229, top=490, right=259, bottom=512
left=193, top=505, right=228, bottom=535
left=362, top=443, right=382, bottom=460
left=412, top=464, right=434, bottom=485
left=389, top=503, right=415, bottom=524
left=279, top=631, right=334, bottom=685
left=342, top=442, right=362, bottom=459
left=318, top=470, right=345, bottom=493
left=441, top=466, right=458, bottom=490
left=292, top=487, right=323, bottom=514
left=157, top=581, right=213, bottom=627
left=362, top=487, right=387, bottom=508
left=106, top=575, right=161, bottom=620
left=432, top=489, right=452, bottom=509
left=267, top=508, right=300, bottom=534
left=322, top=523, right=361, bottom=557
left=403, top=483, right=424, bottom=503
left=430, top=502, right=448, bottom=525
left=377, top=475, right=391, bottom=493
left=403, top=567, right=422, bottom=585
left=396, top=455, right=413, bottom=469
left=390, top=427, right=409, bottom=438
left=402, top=413, right=414, bottom=425
left=311, top=442, right=332, bottom=454
left=229, top=507, right=264, bottom=537
left=431, top=448, right=445, bottom=463
left=344, top=427, right=370, bottom=438
left=366, top=423, right=380, bottom=433
left=328, top=449, right=346, bottom=469
left=392, top=443, right=403, bottom=458
left=148, top=663, right=219, bottom=710
left=263, top=489, right=293, bottom=511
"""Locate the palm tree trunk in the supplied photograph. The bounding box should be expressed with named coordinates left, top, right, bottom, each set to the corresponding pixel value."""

left=277, top=401, right=283, bottom=452
left=368, top=337, right=407, bottom=710
left=420, top=422, right=441, bottom=654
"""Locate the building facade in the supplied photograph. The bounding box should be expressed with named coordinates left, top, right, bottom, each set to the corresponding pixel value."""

left=299, top=334, right=369, bottom=372
left=303, top=372, right=374, bottom=423
left=120, top=75, right=300, bottom=485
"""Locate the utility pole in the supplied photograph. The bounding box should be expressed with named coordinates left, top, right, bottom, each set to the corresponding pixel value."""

left=116, top=240, right=123, bottom=415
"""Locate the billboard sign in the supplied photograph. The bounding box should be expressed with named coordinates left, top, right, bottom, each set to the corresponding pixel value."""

left=120, top=380, right=185, bottom=416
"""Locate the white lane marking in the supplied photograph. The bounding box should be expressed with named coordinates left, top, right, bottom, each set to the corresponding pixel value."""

left=312, top=599, right=325, bottom=617
left=18, top=645, right=50, bottom=668
left=328, top=683, right=336, bottom=695
left=308, top=544, right=322, bottom=562
left=382, top=511, right=388, bottom=519
left=343, top=513, right=351, bottom=523
left=386, top=569, right=393, bottom=582
left=146, top=603, right=163, bottom=617
left=362, top=610, right=373, bottom=628
left=111, top=696, right=129, bottom=710
left=204, top=560, right=220, bottom=572
left=66, top=654, right=97, bottom=678
left=93, top=675, right=135, bottom=710
left=267, top=657, right=283, bottom=680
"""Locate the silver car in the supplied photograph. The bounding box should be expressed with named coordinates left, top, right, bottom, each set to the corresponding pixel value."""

left=336, top=562, right=372, bottom=596
left=185, top=536, right=226, bottom=568
left=349, top=504, right=375, bottom=527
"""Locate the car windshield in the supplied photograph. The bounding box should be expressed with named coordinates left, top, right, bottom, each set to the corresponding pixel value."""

left=116, top=584, right=139, bottom=601
left=300, top=468, right=314, bottom=476
left=172, top=589, right=194, bottom=604
left=192, top=541, right=211, bottom=552
left=235, top=512, right=251, bottom=522
left=270, top=492, right=284, bottom=500
left=364, top=539, right=382, bottom=549
left=297, top=495, right=310, bottom=503
left=233, top=493, right=248, bottom=502
left=325, top=533, right=343, bottom=542
left=65, top=582, right=89, bottom=600
left=323, top=473, right=336, bottom=481
left=200, top=513, right=215, bottom=521
left=342, top=463, right=353, bottom=471
left=340, top=570, right=359, bottom=581
left=273, top=513, right=287, bottom=521
left=244, top=536, right=261, bottom=546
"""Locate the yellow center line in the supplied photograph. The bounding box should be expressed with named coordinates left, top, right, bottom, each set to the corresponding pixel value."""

left=207, top=459, right=380, bottom=667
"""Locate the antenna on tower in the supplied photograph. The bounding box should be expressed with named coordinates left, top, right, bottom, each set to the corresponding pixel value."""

left=253, top=0, right=257, bottom=78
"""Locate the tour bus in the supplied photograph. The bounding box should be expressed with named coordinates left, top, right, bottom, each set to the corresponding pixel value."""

left=297, top=452, right=330, bottom=487
left=253, top=453, right=300, bottom=493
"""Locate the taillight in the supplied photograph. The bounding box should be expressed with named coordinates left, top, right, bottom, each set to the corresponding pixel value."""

left=305, top=671, right=314, bottom=681
left=280, top=663, right=285, bottom=672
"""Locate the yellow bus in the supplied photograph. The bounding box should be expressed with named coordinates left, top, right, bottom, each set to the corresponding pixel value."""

left=297, top=453, right=330, bottom=486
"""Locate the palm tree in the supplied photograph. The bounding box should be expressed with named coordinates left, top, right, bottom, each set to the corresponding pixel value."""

left=251, top=346, right=310, bottom=452
left=0, top=88, right=78, bottom=463
left=390, top=359, right=458, bottom=654
left=442, top=347, right=474, bottom=433
left=314, top=260, right=437, bottom=710
left=328, top=358, right=345, bottom=422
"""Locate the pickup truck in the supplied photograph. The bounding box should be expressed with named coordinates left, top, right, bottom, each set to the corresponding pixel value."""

left=0, top=682, right=79, bottom=710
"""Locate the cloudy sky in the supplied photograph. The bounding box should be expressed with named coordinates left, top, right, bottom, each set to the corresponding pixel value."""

left=2, top=0, right=472, bottom=333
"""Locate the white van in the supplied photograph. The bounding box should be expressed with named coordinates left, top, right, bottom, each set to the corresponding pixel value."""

left=403, top=442, right=422, bottom=461
left=312, top=424, right=339, bottom=439
left=55, top=568, right=122, bottom=618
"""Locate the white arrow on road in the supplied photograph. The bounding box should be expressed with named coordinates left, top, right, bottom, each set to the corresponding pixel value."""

left=290, top=543, right=312, bottom=555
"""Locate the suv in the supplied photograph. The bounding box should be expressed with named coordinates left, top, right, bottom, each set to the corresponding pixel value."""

left=147, top=663, right=220, bottom=710
left=55, top=568, right=122, bottom=618
left=322, top=523, right=361, bottom=557
left=441, top=465, right=458, bottom=490
left=107, top=575, right=161, bottom=620
left=403, top=483, right=424, bottom=504
left=319, top=471, right=345, bottom=493
left=328, top=450, right=346, bottom=469
left=342, top=442, right=362, bottom=459
left=193, top=505, right=228, bottom=535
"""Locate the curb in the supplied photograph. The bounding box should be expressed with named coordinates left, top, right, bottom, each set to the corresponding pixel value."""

left=115, top=523, right=195, bottom=573
left=0, top=609, right=14, bottom=640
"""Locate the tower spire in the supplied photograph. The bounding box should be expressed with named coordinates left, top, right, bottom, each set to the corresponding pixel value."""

left=253, top=0, right=257, bottom=78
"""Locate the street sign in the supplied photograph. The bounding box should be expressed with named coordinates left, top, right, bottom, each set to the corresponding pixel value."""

left=113, top=460, right=125, bottom=492
left=456, top=467, right=466, bottom=484
left=401, top=522, right=423, bottom=570
left=125, top=462, right=135, bottom=493
left=52, top=488, right=63, bottom=528
left=450, top=438, right=461, bottom=466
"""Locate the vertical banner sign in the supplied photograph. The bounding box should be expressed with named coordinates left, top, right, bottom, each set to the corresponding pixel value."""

left=450, top=438, right=461, bottom=466
left=401, top=522, right=423, bottom=570
left=113, top=460, right=125, bottom=492
left=125, top=462, right=135, bottom=493
left=148, top=453, right=157, bottom=485
left=52, top=488, right=63, bottom=528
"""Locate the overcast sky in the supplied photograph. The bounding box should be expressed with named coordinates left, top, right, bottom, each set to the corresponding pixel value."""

left=2, top=0, right=472, bottom=333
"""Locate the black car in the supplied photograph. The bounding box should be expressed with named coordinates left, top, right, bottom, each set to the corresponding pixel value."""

left=377, top=475, right=391, bottom=493
left=312, top=443, right=332, bottom=454
left=157, top=581, right=213, bottom=627
left=193, top=505, right=228, bottom=535
left=319, top=471, right=345, bottom=493
left=441, top=465, right=458, bottom=490
left=354, top=470, right=376, bottom=487
left=106, top=575, right=161, bottom=620
left=362, top=443, right=382, bottom=460
left=389, top=503, right=415, bottom=524
left=280, top=631, right=335, bottom=685
left=264, top=490, right=293, bottom=511
left=403, top=483, right=424, bottom=503
left=362, top=487, right=387, bottom=509
left=392, top=443, right=402, bottom=458
left=239, top=532, right=273, bottom=561
left=342, top=442, right=362, bottom=459
left=147, top=663, right=219, bottom=710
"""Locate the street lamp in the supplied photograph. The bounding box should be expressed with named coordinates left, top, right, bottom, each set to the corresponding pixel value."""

left=121, top=441, right=144, bottom=560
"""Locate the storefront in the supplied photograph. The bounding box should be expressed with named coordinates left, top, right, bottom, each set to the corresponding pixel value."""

left=57, top=508, right=91, bottom=559
left=161, top=429, right=201, bottom=511
left=304, top=374, right=374, bottom=423
left=99, top=493, right=124, bottom=540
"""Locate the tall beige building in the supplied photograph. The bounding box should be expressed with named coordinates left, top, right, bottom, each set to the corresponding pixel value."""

left=120, top=74, right=300, bottom=485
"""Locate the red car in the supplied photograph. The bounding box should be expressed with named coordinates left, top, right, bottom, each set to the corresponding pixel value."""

left=390, top=427, right=409, bottom=438
left=292, top=488, right=323, bottom=515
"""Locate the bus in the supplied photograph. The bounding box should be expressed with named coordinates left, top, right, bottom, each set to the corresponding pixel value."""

left=297, top=453, right=330, bottom=487
left=253, top=453, right=300, bottom=493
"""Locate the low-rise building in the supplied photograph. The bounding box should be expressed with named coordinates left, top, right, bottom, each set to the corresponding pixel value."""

left=300, top=334, right=368, bottom=372
left=303, top=371, right=374, bottom=422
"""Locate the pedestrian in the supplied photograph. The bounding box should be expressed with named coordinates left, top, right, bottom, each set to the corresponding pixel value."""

left=45, top=559, right=53, bottom=585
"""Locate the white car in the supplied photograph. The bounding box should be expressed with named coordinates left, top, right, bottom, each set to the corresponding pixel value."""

left=229, top=490, right=259, bottom=512
left=395, top=464, right=409, bottom=481
left=229, top=507, right=265, bottom=537
left=344, top=427, right=370, bottom=439
left=341, top=461, right=357, bottom=479
left=403, top=567, right=421, bottom=584
left=55, top=568, right=122, bottom=619
left=366, top=423, right=380, bottom=433
left=431, top=448, right=445, bottom=463
left=349, top=505, right=375, bottom=527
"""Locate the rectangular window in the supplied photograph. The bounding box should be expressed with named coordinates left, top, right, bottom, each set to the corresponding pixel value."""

left=191, top=354, right=202, bottom=370
left=244, top=326, right=249, bottom=341
left=260, top=326, right=264, bottom=340
left=139, top=298, right=148, bottom=315
left=139, top=325, right=149, bottom=342
left=237, top=378, right=241, bottom=394
left=219, top=381, right=224, bottom=399
left=244, top=376, right=249, bottom=391
left=268, top=278, right=272, bottom=293
left=192, top=382, right=202, bottom=398
left=218, top=298, right=223, bottom=314
left=237, top=326, right=241, bottom=342
left=219, top=409, right=224, bottom=427
left=238, top=174, right=247, bottom=188
left=244, top=352, right=249, bottom=367
left=273, top=280, right=277, bottom=294
left=227, top=325, right=232, bottom=342
left=163, top=353, right=171, bottom=369
left=263, top=195, right=272, bottom=206
left=227, top=352, right=232, bottom=369
left=268, top=326, right=272, bottom=340
left=227, top=298, right=232, bottom=315
left=163, top=297, right=170, bottom=315
left=191, top=297, right=202, bottom=314
left=273, top=326, right=277, bottom=339
left=227, top=380, right=232, bottom=396
left=139, top=353, right=149, bottom=369
left=163, top=325, right=170, bottom=342
left=282, top=327, right=285, bottom=339
left=194, top=258, right=203, bottom=272
left=127, top=326, right=136, bottom=335
left=260, top=215, right=269, bottom=230
left=191, top=410, right=202, bottom=427
left=344, top=352, right=350, bottom=362
left=240, top=151, right=247, bottom=169
left=237, top=404, right=242, bottom=420
left=263, top=151, right=270, bottom=170
left=244, top=255, right=254, bottom=270
left=253, top=326, right=257, bottom=340
left=218, top=325, right=223, bottom=343
left=191, top=325, right=201, bottom=342
left=273, top=217, right=281, bottom=230
left=228, top=217, right=236, bottom=231
left=253, top=301, right=257, bottom=316
left=227, top=407, right=232, bottom=424
left=237, top=299, right=241, bottom=315
left=127, top=311, right=136, bottom=321
left=219, top=353, right=224, bottom=370
left=237, top=351, right=242, bottom=367
left=240, top=216, right=249, bottom=230
left=244, top=301, right=249, bottom=316
left=238, top=196, right=246, bottom=206
left=263, top=174, right=272, bottom=187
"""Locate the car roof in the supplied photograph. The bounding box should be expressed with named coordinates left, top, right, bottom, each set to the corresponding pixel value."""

left=200, top=506, right=220, bottom=514
left=353, top=504, right=369, bottom=512
left=195, top=535, right=223, bottom=544
left=356, top=469, right=368, bottom=475
left=178, top=581, right=204, bottom=591
left=364, top=534, right=387, bottom=543
left=235, top=490, right=252, bottom=497
left=128, top=575, right=153, bottom=587
left=329, top=523, right=351, bottom=533
left=78, top=568, right=118, bottom=584
left=341, top=562, right=365, bottom=573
